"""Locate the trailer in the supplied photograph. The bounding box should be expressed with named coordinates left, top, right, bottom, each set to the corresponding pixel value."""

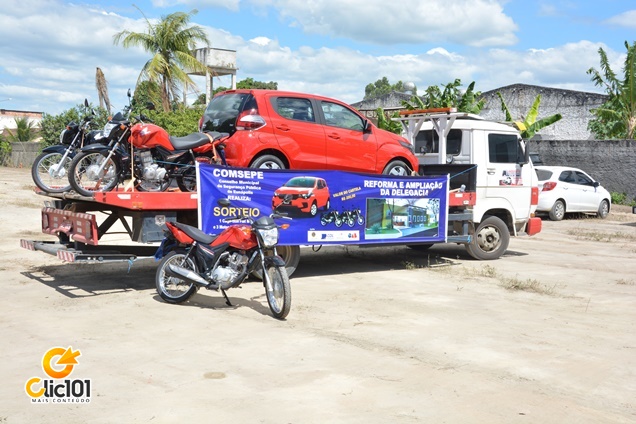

left=20, top=189, right=200, bottom=263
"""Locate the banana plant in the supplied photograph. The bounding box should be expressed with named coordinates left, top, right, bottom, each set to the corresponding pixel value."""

left=496, top=92, right=562, bottom=139
left=375, top=107, right=403, bottom=134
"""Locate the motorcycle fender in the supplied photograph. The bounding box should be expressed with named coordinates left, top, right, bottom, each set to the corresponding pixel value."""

left=264, top=255, right=285, bottom=268
left=80, top=144, right=111, bottom=153
left=41, top=145, right=70, bottom=154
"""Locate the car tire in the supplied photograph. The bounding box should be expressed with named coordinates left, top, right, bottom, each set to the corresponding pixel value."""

left=597, top=199, right=609, bottom=219
left=382, top=160, right=411, bottom=176
left=309, top=201, right=318, bottom=216
left=250, top=155, right=286, bottom=170
left=548, top=200, right=565, bottom=221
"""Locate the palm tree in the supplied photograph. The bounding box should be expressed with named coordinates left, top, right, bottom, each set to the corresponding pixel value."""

left=113, top=9, right=210, bottom=112
left=4, top=117, right=37, bottom=142
left=587, top=40, right=636, bottom=139
left=496, top=92, right=562, bottom=139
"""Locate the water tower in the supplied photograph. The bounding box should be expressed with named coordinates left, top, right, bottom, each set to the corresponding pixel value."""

left=192, top=48, right=238, bottom=104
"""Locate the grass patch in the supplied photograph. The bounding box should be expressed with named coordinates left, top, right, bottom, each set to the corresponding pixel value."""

left=500, top=277, right=557, bottom=295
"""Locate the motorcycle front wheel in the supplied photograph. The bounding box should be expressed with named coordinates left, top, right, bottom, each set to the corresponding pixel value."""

left=31, top=151, right=72, bottom=193
left=69, top=151, right=120, bottom=196
left=264, top=264, right=291, bottom=320
left=156, top=250, right=198, bottom=303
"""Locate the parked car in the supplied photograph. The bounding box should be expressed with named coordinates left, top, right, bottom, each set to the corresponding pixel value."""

left=535, top=166, right=611, bottom=221
left=199, top=89, right=418, bottom=175
left=272, top=176, right=330, bottom=216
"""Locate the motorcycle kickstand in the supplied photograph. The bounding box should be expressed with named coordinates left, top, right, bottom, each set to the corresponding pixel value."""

left=221, top=288, right=232, bottom=306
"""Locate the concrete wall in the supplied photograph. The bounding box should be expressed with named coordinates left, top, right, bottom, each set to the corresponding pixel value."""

left=528, top=139, right=636, bottom=201
left=7, top=142, right=41, bottom=167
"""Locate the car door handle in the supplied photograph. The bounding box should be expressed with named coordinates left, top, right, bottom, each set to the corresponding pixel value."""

left=487, top=168, right=496, bottom=175
left=275, top=124, right=290, bottom=132
left=327, top=133, right=341, bottom=140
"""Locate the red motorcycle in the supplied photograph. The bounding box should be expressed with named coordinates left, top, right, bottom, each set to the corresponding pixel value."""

left=68, top=94, right=228, bottom=196
left=154, top=198, right=292, bottom=319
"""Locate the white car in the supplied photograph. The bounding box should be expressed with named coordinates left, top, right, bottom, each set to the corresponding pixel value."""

left=535, top=166, right=611, bottom=221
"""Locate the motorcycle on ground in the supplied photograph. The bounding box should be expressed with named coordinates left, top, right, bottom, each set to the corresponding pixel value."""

left=31, top=99, right=106, bottom=193
left=68, top=91, right=228, bottom=196
left=320, top=209, right=343, bottom=227
left=154, top=198, right=292, bottom=319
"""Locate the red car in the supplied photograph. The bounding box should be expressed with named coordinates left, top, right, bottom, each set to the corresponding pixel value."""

left=272, top=176, right=330, bottom=216
left=199, top=89, right=418, bottom=175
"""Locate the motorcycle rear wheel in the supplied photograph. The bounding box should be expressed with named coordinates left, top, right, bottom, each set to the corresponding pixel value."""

left=264, top=264, right=291, bottom=320
left=69, top=151, right=120, bottom=196
left=32, top=151, right=72, bottom=193
left=176, top=166, right=197, bottom=192
left=156, top=250, right=198, bottom=303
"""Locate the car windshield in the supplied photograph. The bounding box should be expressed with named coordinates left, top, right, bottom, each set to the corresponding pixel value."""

left=201, top=93, right=252, bottom=134
left=285, top=177, right=315, bottom=188
left=536, top=169, right=553, bottom=181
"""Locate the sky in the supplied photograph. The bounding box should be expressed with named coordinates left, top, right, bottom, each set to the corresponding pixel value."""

left=0, top=0, right=635, bottom=115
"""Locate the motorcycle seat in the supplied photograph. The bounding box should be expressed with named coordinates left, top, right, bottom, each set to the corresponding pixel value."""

left=169, top=133, right=211, bottom=150
left=173, top=222, right=216, bottom=244
left=169, top=131, right=228, bottom=150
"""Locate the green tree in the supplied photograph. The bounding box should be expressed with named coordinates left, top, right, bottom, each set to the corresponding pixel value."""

left=145, top=106, right=205, bottom=136
left=3, top=117, right=38, bottom=142
left=211, top=77, right=279, bottom=97
left=402, top=79, right=484, bottom=113
left=497, top=92, right=562, bottom=139
left=39, top=103, right=109, bottom=148
left=587, top=40, right=636, bottom=139
left=132, top=81, right=162, bottom=112
left=364, top=77, right=413, bottom=100
left=375, top=108, right=403, bottom=134
left=113, top=9, right=210, bottom=112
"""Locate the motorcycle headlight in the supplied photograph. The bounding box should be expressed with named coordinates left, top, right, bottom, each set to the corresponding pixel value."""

left=59, top=129, right=67, bottom=144
left=103, top=122, right=117, bottom=137
left=257, top=227, right=279, bottom=248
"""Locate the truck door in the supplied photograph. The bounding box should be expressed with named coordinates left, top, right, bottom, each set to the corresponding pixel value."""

left=485, top=133, right=532, bottom=220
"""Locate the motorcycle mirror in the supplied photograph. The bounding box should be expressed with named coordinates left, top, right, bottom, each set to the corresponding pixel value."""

left=84, top=99, right=89, bottom=108
left=146, top=102, right=156, bottom=111
left=217, top=198, right=231, bottom=207
left=127, top=89, right=132, bottom=99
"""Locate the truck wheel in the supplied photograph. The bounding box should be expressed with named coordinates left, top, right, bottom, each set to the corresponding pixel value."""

left=549, top=200, right=565, bottom=221
left=466, top=216, right=510, bottom=260
left=251, top=245, right=301, bottom=279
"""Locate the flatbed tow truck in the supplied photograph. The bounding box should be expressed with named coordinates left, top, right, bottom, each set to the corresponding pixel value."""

left=20, top=107, right=542, bottom=269
left=20, top=189, right=200, bottom=263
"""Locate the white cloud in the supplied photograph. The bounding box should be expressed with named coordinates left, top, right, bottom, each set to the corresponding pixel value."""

left=151, top=0, right=240, bottom=11
left=604, top=10, right=636, bottom=29
left=250, top=0, right=518, bottom=47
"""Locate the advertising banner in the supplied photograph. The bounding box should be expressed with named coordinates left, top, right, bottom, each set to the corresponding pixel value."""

left=198, top=163, right=448, bottom=246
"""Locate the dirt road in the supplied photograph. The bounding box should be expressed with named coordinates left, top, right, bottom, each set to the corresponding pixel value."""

left=1, top=166, right=635, bottom=423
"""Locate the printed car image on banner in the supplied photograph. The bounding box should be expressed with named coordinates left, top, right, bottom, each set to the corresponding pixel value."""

left=197, top=163, right=448, bottom=246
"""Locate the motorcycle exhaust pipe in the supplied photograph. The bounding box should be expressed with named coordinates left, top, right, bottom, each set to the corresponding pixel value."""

left=165, top=264, right=211, bottom=288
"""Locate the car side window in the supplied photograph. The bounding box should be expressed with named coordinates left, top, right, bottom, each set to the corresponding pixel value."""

left=575, top=171, right=594, bottom=186
left=274, top=97, right=315, bottom=122
left=321, top=101, right=364, bottom=131
left=559, top=171, right=577, bottom=183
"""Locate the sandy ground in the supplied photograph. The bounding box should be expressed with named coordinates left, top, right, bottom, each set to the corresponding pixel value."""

left=1, top=166, right=635, bottom=423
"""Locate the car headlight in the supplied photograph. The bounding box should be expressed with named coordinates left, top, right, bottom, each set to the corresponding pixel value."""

left=257, top=227, right=279, bottom=248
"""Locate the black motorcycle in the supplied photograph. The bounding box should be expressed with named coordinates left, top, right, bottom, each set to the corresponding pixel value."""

left=320, top=209, right=343, bottom=227
left=31, top=99, right=105, bottom=193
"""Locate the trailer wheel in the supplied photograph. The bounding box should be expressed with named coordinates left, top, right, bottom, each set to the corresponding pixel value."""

left=251, top=245, right=301, bottom=279
left=466, top=216, right=509, bottom=260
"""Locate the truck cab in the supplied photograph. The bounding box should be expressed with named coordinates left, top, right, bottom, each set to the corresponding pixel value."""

left=395, top=108, right=541, bottom=259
